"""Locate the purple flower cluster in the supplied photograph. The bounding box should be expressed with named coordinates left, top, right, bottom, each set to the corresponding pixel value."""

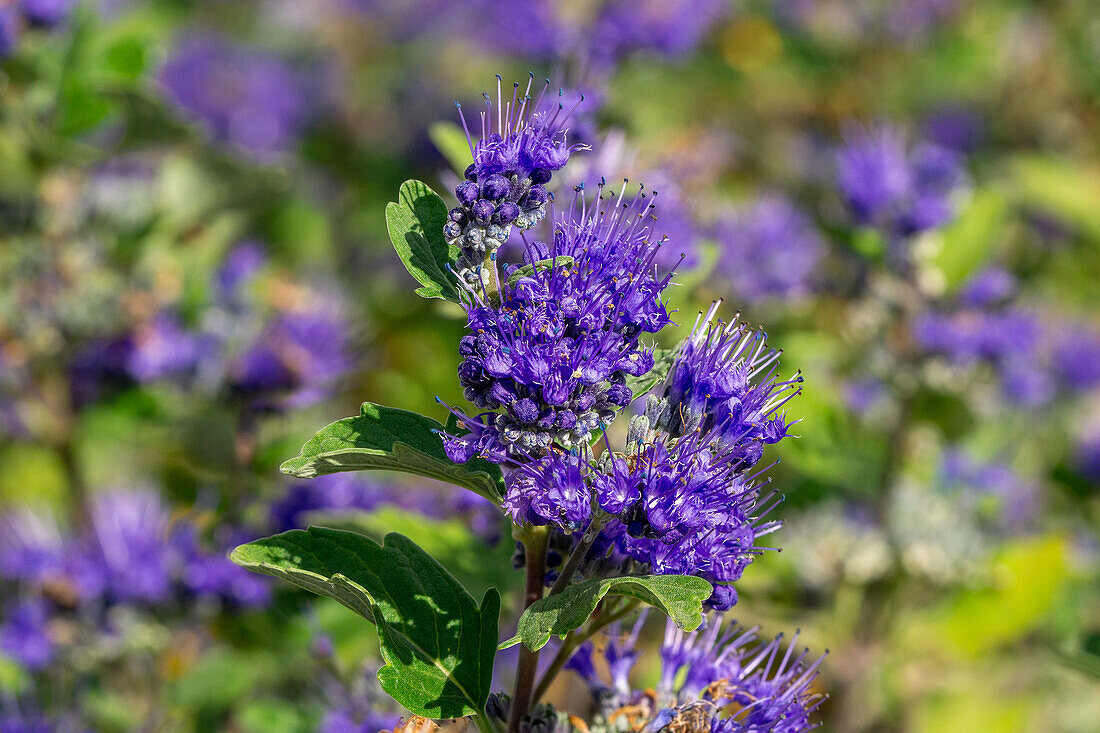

left=587, top=0, right=728, bottom=68
left=351, top=0, right=727, bottom=70
left=940, top=450, right=1040, bottom=532
left=441, top=187, right=674, bottom=463
left=836, top=125, right=966, bottom=239
left=499, top=305, right=800, bottom=609
left=159, top=35, right=312, bottom=159
left=447, top=77, right=587, bottom=286
left=0, top=0, right=73, bottom=59
left=68, top=241, right=352, bottom=413
left=914, top=269, right=1100, bottom=408
left=0, top=489, right=270, bottom=674
left=568, top=614, right=824, bottom=732
left=715, top=195, right=825, bottom=302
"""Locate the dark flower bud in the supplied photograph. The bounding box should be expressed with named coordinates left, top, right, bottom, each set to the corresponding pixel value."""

left=529, top=167, right=552, bottom=185
left=472, top=199, right=495, bottom=226
left=463, top=164, right=478, bottom=182
left=449, top=207, right=468, bottom=225
left=511, top=397, right=539, bottom=423
left=521, top=184, right=548, bottom=209
left=555, top=410, right=578, bottom=429
left=481, top=173, right=510, bottom=200
left=607, top=383, right=632, bottom=407
left=494, top=201, right=521, bottom=225
left=707, top=584, right=738, bottom=611
left=456, top=181, right=479, bottom=205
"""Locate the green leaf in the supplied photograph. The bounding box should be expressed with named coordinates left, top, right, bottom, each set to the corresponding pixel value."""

left=624, top=344, right=679, bottom=400
left=517, top=575, right=712, bottom=651
left=231, top=527, right=500, bottom=720
left=934, top=189, right=1009, bottom=291
left=280, top=402, right=504, bottom=503
left=428, top=121, right=474, bottom=177
left=505, top=256, right=576, bottom=287
left=386, top=179, right=461, bottom=302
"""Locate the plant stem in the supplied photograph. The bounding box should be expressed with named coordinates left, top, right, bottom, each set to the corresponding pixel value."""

left=530, top=598, right=640, bottom=704
left=507, top=526, right=549, bottom=733
left=548, top=515, right=606, bottom=597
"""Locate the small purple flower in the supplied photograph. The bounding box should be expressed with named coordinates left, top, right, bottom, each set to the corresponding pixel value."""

left=228, top=299, right=351, bottom=410
left=0, top=7, right=21, bottom=58
left=171, top=525, right=271, bottom=608
left=957, top=267, right=1016, bottom=308
left=498, top=304, right=798, bottom=607
left=0, top=598, right=55, bottom=671
left=837, top=124, right=966, bottom=239
left=1074, top=428, right=1100, bottom=483
left=125, top=313, right=212, bottom=383
left=567, top=614, right=824, bottom=732
left=447, top=76, right=589, bottom=285
left=84, top=489, right=175, bottom=605
left=159, top=35, right=312, bottom=159
left=941, top=449, right=1040, bottom=532
left=217, top=240, right=267, bottom=301
left=714, top=195, right=825, bottom=302
left=589, top=0, right=729, bottom=67
left=0, top=508, right=67, bottom=585
left=20, top=0, right=73, bottom=27
left=442, top=186, right=674, bottom=463
left=1053, top=328, right=1100, bottom=392
left=924, top=106, right=985, bottom=153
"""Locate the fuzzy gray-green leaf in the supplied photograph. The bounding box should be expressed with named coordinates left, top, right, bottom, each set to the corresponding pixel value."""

left=386, top=179, right=460, bottom=302
left=279, top=402, right=504, bottom=503
left=231, top=527, right=500, bottom=719
left=505, top=256, right=576, bottom=287
left=624, top=344, right=680, bottom=401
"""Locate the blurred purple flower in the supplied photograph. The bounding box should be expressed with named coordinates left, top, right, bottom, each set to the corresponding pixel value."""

left=159, top=35, right=313, bottom=159
left=229, top=304, right=351, bottom=409
left=1053, top=328, right=1100, bottom=392
left=0, top=599, right=55, bottom=671
left=884, top=0, right=958, bottom=41
left=589, top=0, right=728, bottom=67
left=837, top=124, right=966, bottom=239
left=714, top=195, right=825, bottom=301
left=20, top=0, right=73, bottom=27
left=84, top=489, right=174, bottom=605
left=217, top=240, right=267, bottom=302
left=126, top=313, right=213, bottom=383
left=0, top=508, right=67, bottom=585
left=171, top=526, right=271, bottom=608
left=957, top=267, right=1016, bottom=308
left=924, top=106, right=985, bottom=153
left=1074, top=430, right=1100, bottom=483
left=0, top=7, right=21, bottom=58
left=941, top=450, right=1040, bottom=532
left=844, top=377, right=887, bottom=413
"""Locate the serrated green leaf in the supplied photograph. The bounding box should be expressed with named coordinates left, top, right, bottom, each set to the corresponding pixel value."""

left=386, top=179, right=461, bottom=302
left=231, top=528, right=500, bottom=720
left=517, top=575, right=712, bottom=651
left=280, top=402, right=504, bottom=503
left=505, top=256, right=576, bottom=287
left=624, top=344, right=680, bottom=400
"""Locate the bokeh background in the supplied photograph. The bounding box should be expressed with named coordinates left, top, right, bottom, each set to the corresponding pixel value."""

left=1, top=1, right=1099, bottom=731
